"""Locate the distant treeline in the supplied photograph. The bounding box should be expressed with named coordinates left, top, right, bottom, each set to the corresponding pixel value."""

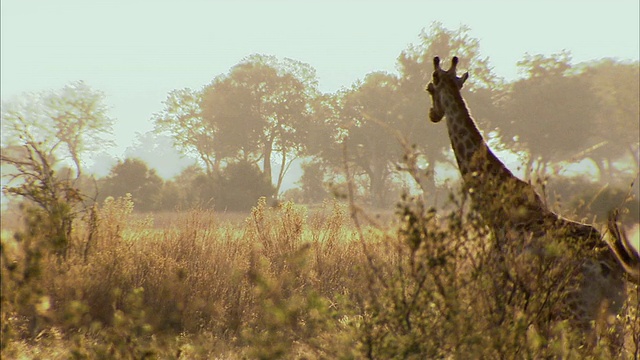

left=2, top=23, right=638, bottom=215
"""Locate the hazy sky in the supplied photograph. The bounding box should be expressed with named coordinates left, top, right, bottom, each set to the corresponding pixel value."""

left=2, top=0, right=639, bottom=158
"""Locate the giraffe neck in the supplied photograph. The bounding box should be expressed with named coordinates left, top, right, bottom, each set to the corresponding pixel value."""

left=442, top=92, right=510, bottom=180
left=440, top=90, right=550, bottom=225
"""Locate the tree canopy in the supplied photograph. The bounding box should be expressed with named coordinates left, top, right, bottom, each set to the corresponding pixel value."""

left=1, top=82, right=114, bottom=255
left=200, top=54, right=320, bottom=195
left=99, top=158, right=164, bottom=212
left=2, top=81, right=114, bottom=180
left=4, top=24, right=637, bottom=213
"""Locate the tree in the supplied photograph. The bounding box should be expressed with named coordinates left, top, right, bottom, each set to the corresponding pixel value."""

left=301, top=93, right=346, bottom=197
left=299, top=24, right=501, bottom=206
left=581, top=59, right=640, bottom=179
left=45, top=81, right=114, bottom=179
left=125, top=131, right=193, bottom=179
left=188, top=172, right=218, bottom=209
left=158, top=180, right=181, bottom=211
left=1, top=82, right=113, bottom=256
left=216, top=160, right=276, bottom=211
left=304, top=93, right=344, bottom=159
left=169, top=164, right=212, bottom=209
left=2, top=81, right=114, bottom=180
left=495, top=52, right=601, bottom=177
left=99, top=158, right=164, bottom=212
left=201, top=54, right=320, bottom=196
left=298, top=160, right=329, bottom=203
left=337, top=72, right=406, bottom=206
left=1, top=144, right=82, bottom=257
left=398, top=22, right=499, bottom=93
left=153, top=88, right=218, bottom=174
left=395, top=22, right=502, bottom=200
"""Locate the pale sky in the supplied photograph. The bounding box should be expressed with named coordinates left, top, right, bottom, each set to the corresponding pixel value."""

left=2, top=0, right=639, bottom=159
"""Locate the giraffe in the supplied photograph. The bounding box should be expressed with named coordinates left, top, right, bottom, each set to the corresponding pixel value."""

left=425, top=56, right=639, bottom=336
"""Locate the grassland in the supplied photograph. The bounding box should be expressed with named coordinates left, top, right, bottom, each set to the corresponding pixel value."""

left=1, top=195, right=638, bottom=359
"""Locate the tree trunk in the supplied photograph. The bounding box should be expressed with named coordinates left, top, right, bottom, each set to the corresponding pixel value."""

left=213, top=156, right=221, bottom=173
left=591, top=158, right=607, bottom=182
left=70, top=151, right=82, bottom=180
left=201, top=154, right=214, bottom=176
left=263, top=138, right=273, bottom=185
left=367, top=161, right=389, bottom=208
left=630, top=145, right=639, bottom=173
left=417, top=163, right=439, bottom=207
left=274, top=147, right=291, bottom=199
left=372, top=172, right=388, bottom=208
left=596, top=158, right=612, bottom=182
left=603, top=158, right=613, bottom=180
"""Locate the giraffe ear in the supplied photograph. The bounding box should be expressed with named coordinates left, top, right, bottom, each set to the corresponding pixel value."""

left=459, top=72, right=469, bottom=88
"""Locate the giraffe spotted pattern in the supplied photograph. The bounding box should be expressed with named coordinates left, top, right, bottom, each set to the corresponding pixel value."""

left=425, top=56, right=639, bottom=342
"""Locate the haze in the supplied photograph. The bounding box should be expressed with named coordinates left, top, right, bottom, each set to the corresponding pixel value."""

left=1, top=1, right=640, bottom=214
left=3, top=0, right=638, bottom=160
left=3, top=2, right=640, bottom=354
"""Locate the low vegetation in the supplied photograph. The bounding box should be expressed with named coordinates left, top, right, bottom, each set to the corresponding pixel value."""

left=2, top=190, right=638, bottom=359
left=2, top=19, right=638, bottom=359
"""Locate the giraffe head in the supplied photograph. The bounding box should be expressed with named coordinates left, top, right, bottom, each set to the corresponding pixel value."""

left=425, top=56, right=469, bottom=123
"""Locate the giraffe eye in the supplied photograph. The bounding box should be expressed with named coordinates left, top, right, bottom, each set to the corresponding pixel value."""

left=599, top=262, right=612, bottom=277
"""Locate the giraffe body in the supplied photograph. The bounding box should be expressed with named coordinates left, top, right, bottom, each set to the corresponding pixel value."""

left=425, top=56, right=638, bottom=333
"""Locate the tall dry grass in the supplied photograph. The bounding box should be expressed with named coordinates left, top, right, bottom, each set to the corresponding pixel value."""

left=1, top=192, right=638, bottom=359
left=2, top=196, right=371, bottom=358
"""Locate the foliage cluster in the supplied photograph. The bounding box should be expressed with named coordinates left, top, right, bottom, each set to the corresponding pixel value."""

left=2, top=190, right=638, bottom=358
left=1, top=21, right=639, bottom=360
left=97, top=159, right=276, bottom=212
left=2, top=24, right=638, bottom=213
left=148, top=23, right=638, bottom=208
left=1, top=197, right=364, bottom=358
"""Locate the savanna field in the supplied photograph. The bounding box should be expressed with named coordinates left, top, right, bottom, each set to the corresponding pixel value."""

left=2, top=193, right=639, bottom=359
left=1, top=12, right=639, bottom=359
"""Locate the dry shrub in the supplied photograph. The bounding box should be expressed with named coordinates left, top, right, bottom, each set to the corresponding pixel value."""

left=2, top=195, right=372, bottom=358
left=353, top=191, right=639, bottom=359
left=2, top=190, right=637, bottom=359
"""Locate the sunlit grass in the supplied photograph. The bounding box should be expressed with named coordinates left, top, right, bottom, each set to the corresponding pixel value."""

left=1, top=195, right=638, bottom=359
